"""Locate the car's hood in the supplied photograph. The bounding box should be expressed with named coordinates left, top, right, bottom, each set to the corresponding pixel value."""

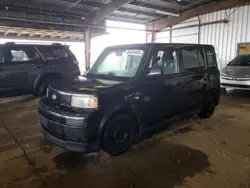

left=51, top=76, right=124, bottom=95
left=221, top=66, right=250, bottom=78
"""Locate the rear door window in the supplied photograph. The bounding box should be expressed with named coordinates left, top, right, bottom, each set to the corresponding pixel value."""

left=197, top=48, right=206, bottom=69
left=180, top=47, right=199, bottom=72
left=7, top=47, right=40, bottom=63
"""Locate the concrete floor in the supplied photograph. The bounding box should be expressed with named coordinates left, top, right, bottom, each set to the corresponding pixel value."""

left=0, top=92, right=250, bottom=188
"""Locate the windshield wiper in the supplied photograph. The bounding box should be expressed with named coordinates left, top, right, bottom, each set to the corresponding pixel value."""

left=96, top=73, right=116, bottom=80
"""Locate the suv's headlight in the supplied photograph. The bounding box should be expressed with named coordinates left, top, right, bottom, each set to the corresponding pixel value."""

left=71, top=95, right=98, bottom=109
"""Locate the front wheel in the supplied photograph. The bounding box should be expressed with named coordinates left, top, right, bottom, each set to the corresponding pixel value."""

left=35, top=76, right=63, bottom=97
left=101, top=115, right=136, bottom=156
left=199, top=95, right=216, bottom=119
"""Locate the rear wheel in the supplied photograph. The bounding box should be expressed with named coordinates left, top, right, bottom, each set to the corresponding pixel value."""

left=101, top=115, right=136, bottom=156
left=199, top=95, right=216, bottom=119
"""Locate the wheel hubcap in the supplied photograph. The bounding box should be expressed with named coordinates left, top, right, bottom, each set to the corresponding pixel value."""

left=113, top=125, right=129, bottom=143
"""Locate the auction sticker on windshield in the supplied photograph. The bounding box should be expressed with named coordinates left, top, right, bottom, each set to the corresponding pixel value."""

left=126, top=50, right=144, bottom=56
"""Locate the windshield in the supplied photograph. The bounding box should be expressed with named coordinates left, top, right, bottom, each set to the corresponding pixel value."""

left=228, top=55, right=250, bottom=66
left=88, top=48, right=145, bottom=79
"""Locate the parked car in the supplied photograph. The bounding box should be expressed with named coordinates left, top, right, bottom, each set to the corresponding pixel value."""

left=221, top=54, right=250, bottom=91
left=38, top=43, right=220, bottom=155
left=0, top=42, right=80, bottom=96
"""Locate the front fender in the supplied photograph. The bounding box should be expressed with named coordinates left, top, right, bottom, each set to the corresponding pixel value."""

left=97, top=102, right=141, bottom=137
left=33, top=73, right=44, bottom=89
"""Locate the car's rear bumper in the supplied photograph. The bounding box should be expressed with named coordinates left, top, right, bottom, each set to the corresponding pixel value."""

left=38, top=99, right=100, bottom=153
left=220, top=77, right=250, bottom=90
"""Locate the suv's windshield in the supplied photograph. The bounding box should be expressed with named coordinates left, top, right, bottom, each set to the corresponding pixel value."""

left=228, top=54, right=250, bottom=66
left=88, top=48, right=145, bottom=79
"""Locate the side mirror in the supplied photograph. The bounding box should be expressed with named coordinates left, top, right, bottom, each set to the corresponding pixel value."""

left=147, top=66, right=163, bottom=76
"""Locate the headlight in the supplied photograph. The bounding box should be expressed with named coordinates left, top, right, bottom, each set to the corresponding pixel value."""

left=71, top=95, right=98, bottom=109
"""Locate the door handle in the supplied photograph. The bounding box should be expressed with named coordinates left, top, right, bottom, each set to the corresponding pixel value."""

left=34, top=64, right=44, bottom=68
left=184, top=77, right=192, bottom=81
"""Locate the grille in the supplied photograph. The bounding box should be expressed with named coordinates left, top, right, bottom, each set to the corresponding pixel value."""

left=42, top=121, right=65, bottom=139
left=39, top=109, right=65, bottom=125
left=221, top=84, right=250, bottom=88
left=47, top=87, right=71, bottom=107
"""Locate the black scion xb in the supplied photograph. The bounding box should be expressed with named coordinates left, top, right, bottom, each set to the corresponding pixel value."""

left=38, top=43, right=220, bottom=155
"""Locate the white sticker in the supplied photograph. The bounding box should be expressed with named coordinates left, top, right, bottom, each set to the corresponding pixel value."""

left=126, top=50, right=143, bottom=56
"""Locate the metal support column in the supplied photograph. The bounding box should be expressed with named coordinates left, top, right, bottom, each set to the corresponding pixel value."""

left=170, top=26, right=172, bottom=43
left=198, top=16, right=201, bottom=44
left=84, top=27, right=91, bottom=71
left=146, top=24, right=155, bottom=43
left=146, top=31, right=155, bottom=43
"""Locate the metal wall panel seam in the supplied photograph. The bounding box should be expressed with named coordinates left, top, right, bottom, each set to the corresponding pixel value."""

left=245, top=4, right=249, bottom=42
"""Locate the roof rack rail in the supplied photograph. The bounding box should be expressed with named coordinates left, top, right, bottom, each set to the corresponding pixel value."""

left=4, top=42, right=15, bottom=45
left=52, top=43, right=62, bottom=46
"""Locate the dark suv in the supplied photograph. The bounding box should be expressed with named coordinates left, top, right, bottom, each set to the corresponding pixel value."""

left=0, top=43, right=80, bottom=96
left=38, top=43, right=220, bottom=155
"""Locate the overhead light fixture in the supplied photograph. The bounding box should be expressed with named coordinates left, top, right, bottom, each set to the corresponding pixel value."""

left=156, top=10, right=180, bottom=17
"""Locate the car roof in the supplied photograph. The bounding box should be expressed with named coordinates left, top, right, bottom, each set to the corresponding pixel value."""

left=0, top=43, right=66, bottom=47
left=105, top=43, right=214, bottom=50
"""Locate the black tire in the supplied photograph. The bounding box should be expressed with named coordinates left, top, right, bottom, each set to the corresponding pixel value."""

left=35, top=76, right=62, bottom=97
left=220, top=87, right=227, bottom=95
left=199, top=95, right=216, bottom=119
left=101, top=114, right=136, bottom=156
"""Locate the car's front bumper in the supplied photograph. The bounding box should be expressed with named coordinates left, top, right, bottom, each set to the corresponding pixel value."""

left=38, top=99, right=100, bottom=153
left=220, top=77, right=250, bottom=90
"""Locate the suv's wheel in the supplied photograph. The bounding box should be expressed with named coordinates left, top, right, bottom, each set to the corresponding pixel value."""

left=35, top=76, right=62, bottom=97
left=199, top=95, right=216, bottom=119
left=101, top=115, right=136, bottom=156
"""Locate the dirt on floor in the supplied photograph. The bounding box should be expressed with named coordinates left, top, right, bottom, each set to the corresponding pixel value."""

left=0, top=91, right=250, bottom=188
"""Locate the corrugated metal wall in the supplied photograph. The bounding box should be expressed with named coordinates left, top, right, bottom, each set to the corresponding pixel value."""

left=155, top=4, right=250, bottom=70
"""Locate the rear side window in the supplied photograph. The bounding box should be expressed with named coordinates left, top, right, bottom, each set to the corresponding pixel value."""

left=180, top=47, right=199, bottom=72
left=206, top=47, right=217, bottom=67
left=8, top=47, right=40, bottom=62
left=51, top=48, right=68, bottom=58
left=37, top=46, right=69, bottom=60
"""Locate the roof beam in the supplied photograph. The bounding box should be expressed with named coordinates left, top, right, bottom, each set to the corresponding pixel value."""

left=85, top=0, right=133, bottom=24
left=2, top=0, right=89, bottom=16
left=129, top=1, right=177, bottom=13
left=149, top=0, right=250, bottom=31
left=108, top=14, right=147, bottom=22
left=157, top=0, right=188, bottom=7
left=118, top=7, right=161, bottom=17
